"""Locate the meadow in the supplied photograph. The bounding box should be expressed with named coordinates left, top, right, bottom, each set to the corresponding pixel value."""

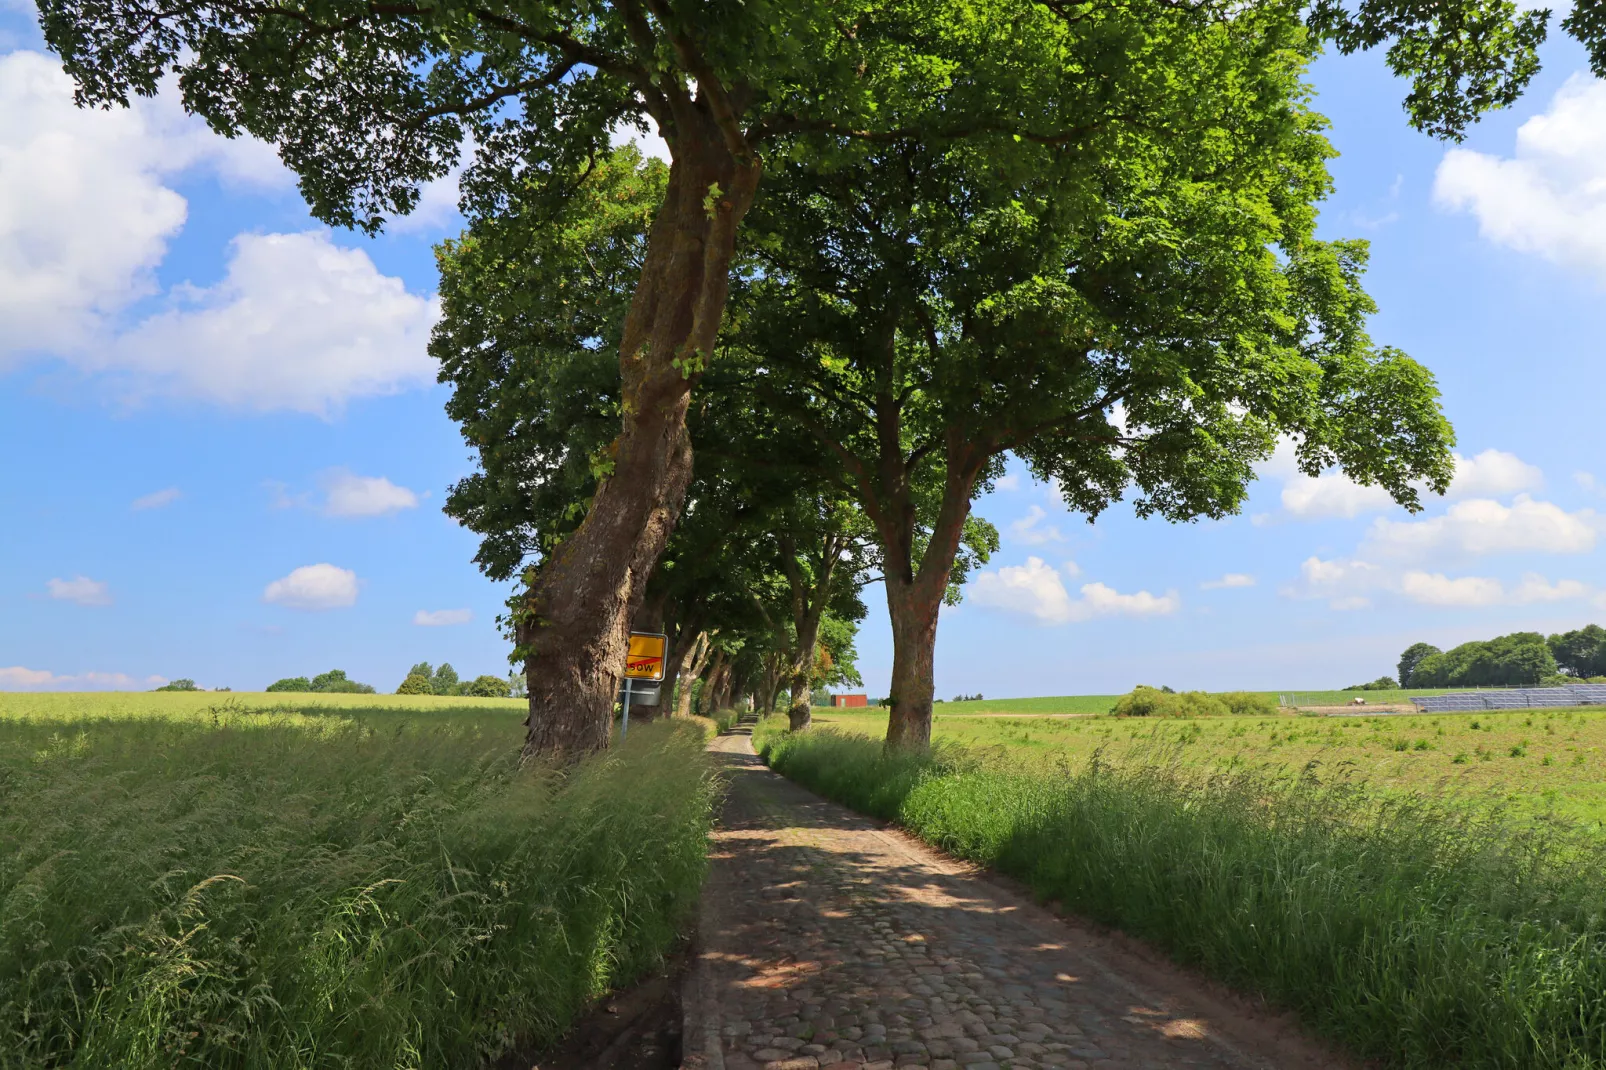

left=932, top=687, right=1460, bottom=716
left=0, top=692, right=714, bottom=1069
left=759, top=706, right=1606, bottom=1067
left=813, top=704, right=1606, bottom=830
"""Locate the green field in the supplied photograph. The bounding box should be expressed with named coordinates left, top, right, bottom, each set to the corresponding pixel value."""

left=0, top=691, right=712, bottom=1068
left=931, top=688, right=1462, bottom=715
left=813, top=705, right=1606, bottom=830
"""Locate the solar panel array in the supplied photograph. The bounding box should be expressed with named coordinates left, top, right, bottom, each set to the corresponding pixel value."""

left=1412, top=685, right=1606, bottom=712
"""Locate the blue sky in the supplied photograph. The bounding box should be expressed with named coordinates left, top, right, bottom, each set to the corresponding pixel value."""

left=2, top=12, right=1605, bottom=696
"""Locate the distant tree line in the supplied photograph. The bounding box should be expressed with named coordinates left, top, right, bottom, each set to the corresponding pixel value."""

left=266, top=670, right=376, bottom=694
left=396, top=663, right=514, bottom=698
left=1394, top=626, right=1606, bottom=689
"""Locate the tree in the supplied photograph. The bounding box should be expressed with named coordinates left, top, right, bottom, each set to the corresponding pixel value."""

left=1397, top=642, right=1442, bottom=688
left=1549, top=625, right=1606, bottom=678
left=266, top=677, right=311, bottom=693
left=1411, top=633, right=1557, bottom=687
left=465, top=674, right=513, bottom=698
left=309, top=669, right=378, bottom=694
left=431, top=664, right=461, bottom=696
left=397, top=672, right=434, bottom=695
left=152, top=678, right=200, bottom=692
left=723, top=75, right=1455, bottom=748
left=41, top=0, right=1547, bottom=762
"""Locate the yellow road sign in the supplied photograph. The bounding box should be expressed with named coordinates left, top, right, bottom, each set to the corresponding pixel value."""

left=624, top=632, right=668, bottom=681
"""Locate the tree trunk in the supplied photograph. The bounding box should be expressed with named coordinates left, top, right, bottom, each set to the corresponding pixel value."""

left=518, top=109, right=761, bottom=764
left=674, top=631, right=712, bottom=719
left=698, top=648, right=728, bottom=716
left=883, top=574, right=943, bottom=750
left=786, top=612, right=825, bottom=732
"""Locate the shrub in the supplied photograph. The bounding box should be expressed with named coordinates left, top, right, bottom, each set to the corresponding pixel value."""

left=0, top=713, right=714, bottom=1067
left=265, top=676, right=311, bottom=692
left=1111, top=686, right=1228, bottom=717
left=151, top=679, right=200, bottom=692
left=755, top=728, right=1606, bottom=1069
left=309, top=669, right=377, bottom=694
left=465, top=674, right=513, bottom=698
left=1216, top=690, right=1280, bottom=716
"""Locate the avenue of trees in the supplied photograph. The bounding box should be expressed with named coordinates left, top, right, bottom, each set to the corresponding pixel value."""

left=37, top=0, right=1604, bottom=759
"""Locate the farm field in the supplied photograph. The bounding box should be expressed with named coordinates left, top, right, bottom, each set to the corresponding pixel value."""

left=0, top=691, right=712, bottom=1068
left=812, top=704, right=1606, bottom=831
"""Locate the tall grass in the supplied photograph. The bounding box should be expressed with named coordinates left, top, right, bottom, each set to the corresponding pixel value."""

left=755, top=720, right=1606, bottom=1068
left=0, top=705, right=714, bottom=1068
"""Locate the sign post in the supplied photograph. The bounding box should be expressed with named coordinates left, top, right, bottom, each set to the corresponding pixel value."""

left=619, top=632, right=667, bottom=739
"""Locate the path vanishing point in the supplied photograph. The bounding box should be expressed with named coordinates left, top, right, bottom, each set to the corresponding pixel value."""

left=682, top=728, right=1354, bottom=1070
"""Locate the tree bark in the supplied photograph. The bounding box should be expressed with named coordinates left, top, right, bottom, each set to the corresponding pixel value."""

left=883, top=573, right=945, bottom=750
left=698, top=647, right=728, bottom=716
left=673, top=631, right=712, bottom=719
left=518, top=107, right=760, bottom=763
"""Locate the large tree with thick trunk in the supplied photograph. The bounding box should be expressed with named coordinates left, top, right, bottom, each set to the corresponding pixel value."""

left=723, top=31, right=1458, bottom=748
left=37, top=0, right=1568, bottom=759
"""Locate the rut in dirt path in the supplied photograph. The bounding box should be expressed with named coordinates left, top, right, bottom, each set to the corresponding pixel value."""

left=682, top=729, right=1353, bottom=1070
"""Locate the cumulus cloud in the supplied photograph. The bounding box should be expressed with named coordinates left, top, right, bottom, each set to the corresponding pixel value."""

left=1274, top=446, right=1543, bottom=519
left=1, top=52, right=437, bottom=414
left=993, top=472, right=1022, bottom=492
left=107, top=231, right=439, bottom=414
left=0, top=50, right=288, bottom=360
left=1008, top=505, right=1063, bottom=546
left=1434, top=75, right=1606, bottom=282
left=1365, top=495, right=1597, bottom=558
left=1201, top=573, right=1256, bottom=590
left=263, top=563, right=359, bottom=610
left=0, top=666, right=167, bottom=691
left=131, top=487, right=181, bottom=511
left=970, top=556, right=1179, bottom=625
left=414, top=608, right=473, bottom=626
left=1399, top=571, right=1506, bottom=607
left=321, top=469, right=420, bottom=517
left=46, top=575, right=111, bottom=606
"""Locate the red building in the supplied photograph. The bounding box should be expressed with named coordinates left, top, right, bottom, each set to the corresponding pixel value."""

left=830, top=694, right=868, bottom=708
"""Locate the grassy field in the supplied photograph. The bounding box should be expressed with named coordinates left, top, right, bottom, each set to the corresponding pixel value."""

left=756, top=716, right=1606, bottom=1067
left=812, top=705, right=1606, bottom=830
left=0, top=692, right=713, bottom=1068
left=931, top=688, right=1460, bottom=715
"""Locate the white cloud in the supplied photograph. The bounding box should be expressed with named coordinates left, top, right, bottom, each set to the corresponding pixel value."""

left=1578, top=471, right=1603, bottom=495
left=970, top=556, right=1179, bottom=625
left=1434, top=75, right=1606, bottom=281
left=0, top=51, right=288, bottom=360
left=1399, top=571, right=1506, bottom=607
left=1009, top=505, right=1063, bottom=546
left=46, top=575, right=111, bottom=606
left=993, top=472, right=1022, bottom=492
left=1330, top=596, right=1372, bottom=611
left=1365, top=495, right=1597, bottom=558
left=1450, top=449, right=1544, bottom=498
left=321, top=469, right=420, bottom=517
left=1275, top=446, right=1542, bottom=519
left=0, top=666, right=166, bottom=691
left=610, top=117, right=669, bottom=162
left=263, top=563, right=359, bottom=610
left=1512, top=573, right=1590, bottom=603
left=107, top=231, right=439, bottom=415
left=131, top=487, right=181, bottom=511
left=386, top=169, right=462, bottom=235
left=1201, top=572, right=1256, bottom=590
left=414, top=608, right=473, bottom=626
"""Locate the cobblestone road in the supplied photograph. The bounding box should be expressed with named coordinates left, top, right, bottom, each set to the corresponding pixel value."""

left=682, top=730, right=1348, bottom=1070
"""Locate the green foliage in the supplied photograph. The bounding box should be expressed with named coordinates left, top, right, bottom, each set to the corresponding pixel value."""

left=1215, top=691, right=1283, bottom=716
left=1411, top=632, right=1558, bottom=687
left=429, top=664, right=460, bottom=696
left=150, top=679, right=199, bottom=692
left=264, top=677, right=310, bottom=693
left=1549, top=624, right=1606, bottom=678
left=757, top=726, right=1606, bottom=1068
left=396, top=672, right=433, bottom=695
left=308, top=669, right=377, bottom=694
left=1398, top=642, right=1443, bottom=687
left=0, top=705, right=713, bottom=1067
left=465, top=674, right=513, bottom=699
left=1112, top=687, right=1229, bottom=718
left=1345, top=676, right=1400, bottom=691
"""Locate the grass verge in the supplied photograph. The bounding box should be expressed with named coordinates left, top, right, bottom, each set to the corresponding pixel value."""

left=0, top=707, right=715, bottom=1068
left=754, top=718, right=1606, bottom=1069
